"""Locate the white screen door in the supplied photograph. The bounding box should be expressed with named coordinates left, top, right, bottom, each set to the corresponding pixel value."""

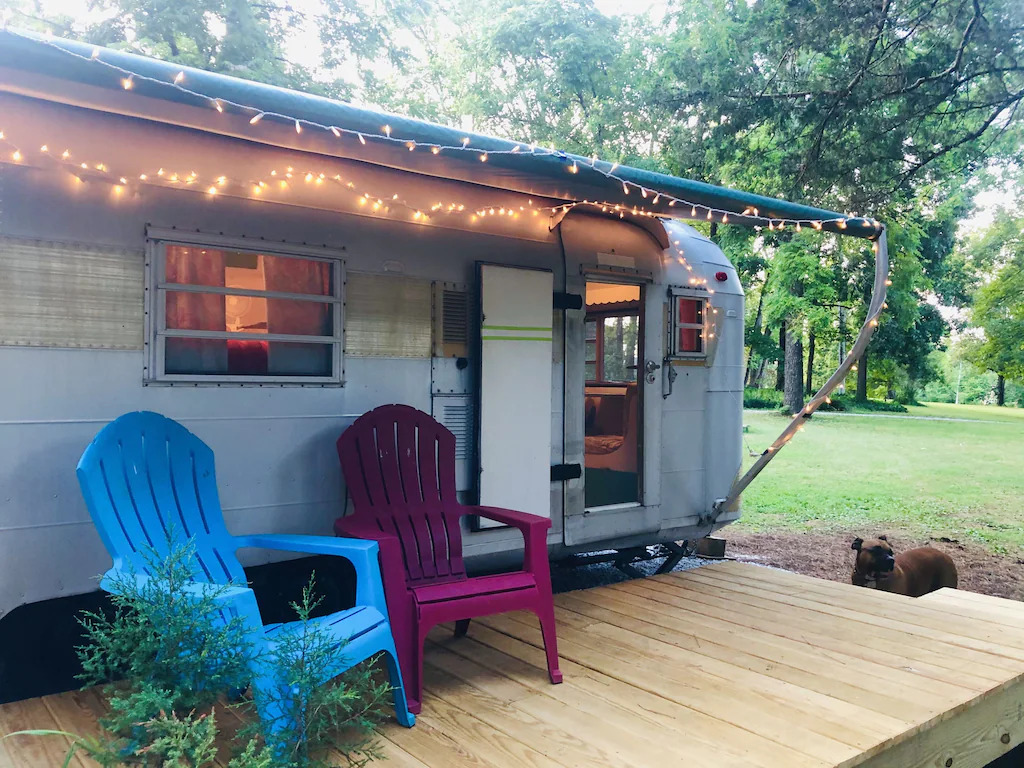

left=477, top=264, right=553, bottom=526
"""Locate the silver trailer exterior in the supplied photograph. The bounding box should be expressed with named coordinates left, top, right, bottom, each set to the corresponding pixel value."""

left=0, top=87, right=743, bottom=623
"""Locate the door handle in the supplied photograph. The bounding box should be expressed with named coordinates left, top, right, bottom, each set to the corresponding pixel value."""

left=644, top=359, right=661, bottom=383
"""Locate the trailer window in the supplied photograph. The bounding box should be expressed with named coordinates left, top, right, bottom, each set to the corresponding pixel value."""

left=672, top=296, right=706, bottom=357
left=148, top=241, right=343, bottom=383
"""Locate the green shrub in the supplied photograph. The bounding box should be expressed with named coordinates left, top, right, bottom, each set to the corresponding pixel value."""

left=743, top=387, right=784, bottom=409
left=247, top=578, right=391, bottom=768
left=5, top=538, right=388, bottom=768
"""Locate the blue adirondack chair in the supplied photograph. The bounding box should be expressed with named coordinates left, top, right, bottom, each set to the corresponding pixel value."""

left=76, top=411, right=415, bottom=731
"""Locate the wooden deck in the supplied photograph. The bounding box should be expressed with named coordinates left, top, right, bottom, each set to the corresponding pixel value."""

left=3, top=561, right=1024, bottom=768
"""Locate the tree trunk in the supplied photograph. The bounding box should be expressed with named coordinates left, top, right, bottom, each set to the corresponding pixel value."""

left=997, top=374, right=1006, bottom=406
left=745, top=278, right=767, bottom=387
left=805, top=331, right=816, bottom=395
left=751, top=358, right=767, bottom=388
left=856, top=349, right=869, bottom=402
left=775, top=322, right=786, bottom=391
left=784, top=326, right=805, bottom=414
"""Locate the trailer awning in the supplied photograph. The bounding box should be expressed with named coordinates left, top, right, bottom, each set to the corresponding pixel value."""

left=0, top=29, right=879, bottom=239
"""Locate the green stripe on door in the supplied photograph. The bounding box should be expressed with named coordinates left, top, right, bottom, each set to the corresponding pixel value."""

left=481, top=335, right=553, bottom=342
left=481, top=325, right=553, bottom=331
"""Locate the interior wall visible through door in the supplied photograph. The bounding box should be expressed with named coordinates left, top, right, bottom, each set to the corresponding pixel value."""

left=583, top=280, right=642, bottom=508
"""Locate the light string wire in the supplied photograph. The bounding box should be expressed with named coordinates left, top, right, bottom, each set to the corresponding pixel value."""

left=2, top=26, right=883, bottom=234
left=2, top=27, right=892, bottom=516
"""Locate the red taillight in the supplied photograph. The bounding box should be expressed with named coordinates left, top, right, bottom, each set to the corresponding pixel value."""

left=715, top=271, right=728, bottom=282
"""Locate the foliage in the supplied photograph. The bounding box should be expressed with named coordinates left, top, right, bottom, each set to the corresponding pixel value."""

left=6, top=539, right=387, bottom=767
left=744, top=387, right=784, bottom=409
left=244, top=577, right=391, bottom=768
left=967, top=213, right=1024, bottom=383
left=744, top=387, right=908, bottom=412
left=74, top=539, right=262, bottom=766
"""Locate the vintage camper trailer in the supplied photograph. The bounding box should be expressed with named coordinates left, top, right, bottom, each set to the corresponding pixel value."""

left=0, top=31, right=883, bottom=696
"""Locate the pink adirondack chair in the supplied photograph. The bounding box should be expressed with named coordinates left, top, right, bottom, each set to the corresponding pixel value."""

left=335, top=404, right=562, bottom=714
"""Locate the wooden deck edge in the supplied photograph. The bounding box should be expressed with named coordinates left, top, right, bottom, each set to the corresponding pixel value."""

left=846, top=677, right=1024, bottom=768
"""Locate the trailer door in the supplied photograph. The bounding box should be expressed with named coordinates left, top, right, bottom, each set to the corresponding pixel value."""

left=475, top=264, right=554, bottom=528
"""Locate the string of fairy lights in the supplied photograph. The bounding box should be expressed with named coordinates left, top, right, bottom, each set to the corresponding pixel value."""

left=0, top=26, right=882, bottom=236
left=0, top=27, right=892, bottom=496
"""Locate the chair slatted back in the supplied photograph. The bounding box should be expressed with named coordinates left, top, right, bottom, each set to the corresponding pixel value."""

left=77, top=411, right=245, bottom=585
left=337, top=405, right=465, bottom=584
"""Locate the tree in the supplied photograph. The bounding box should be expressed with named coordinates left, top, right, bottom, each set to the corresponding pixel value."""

left=969, top=213, right=1024, bottom=402
left=646, top=0, right=1022, bottom=402
left=0, top=0, right=429, bottom=101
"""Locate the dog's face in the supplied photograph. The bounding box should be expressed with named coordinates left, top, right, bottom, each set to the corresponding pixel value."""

left=851, top=535, right=896, bottom=575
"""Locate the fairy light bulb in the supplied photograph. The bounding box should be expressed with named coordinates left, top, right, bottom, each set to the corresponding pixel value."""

left=12, top=149, right=22, bottom=161
left=330, top=126, right=341, bottom=137
left=61, top=149, right=70, bottom=159
left=569, top=163, right=578, bottom=173
left=431, top=146, right=440, bottom=154
left=121, top=76, right=133, bottom=90
left=358, top=134, right=366, bottom=145
left=383, top=125, right=392, bottom=137
left=90, top=48, right=100, bottom=59
left=174, top=71, right=185, bottom=84
left=294, top=120, right=302, bottom=134
left=480, top=153, right=488, bottom=162
left=207, top=186, right=218, bottom=195
left=250, top=113, right=264, bottom=125
left=691, top=206, right=697, bottom=217
left=622, top=182, right=629, bottom=194
left=213, top=100, right=224, bottom=113
left=462, top=137, right=470, bottom=147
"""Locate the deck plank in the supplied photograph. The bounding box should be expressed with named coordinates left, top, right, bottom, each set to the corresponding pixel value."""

left=480, top=610, right=863, bottom=764
left=438, top=624, right=824, bottom=768
left=696, top=563, right=1024, bottom=654
left=3, top=563, right=1024, bottom=768
left=559, top=585, right=957, bottom=720
left=0, top=696, right=82, bottom=768
left=612, top=575, right=1010, bottom=686
left=645, top=570, right=1018, bottom=679
left=919, top=588, right=1024, bottom=630
left=597, top=578, right=984, bottom=700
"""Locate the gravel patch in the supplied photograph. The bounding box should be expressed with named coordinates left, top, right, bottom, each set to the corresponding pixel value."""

left=551, top=550, right=708, bottom=594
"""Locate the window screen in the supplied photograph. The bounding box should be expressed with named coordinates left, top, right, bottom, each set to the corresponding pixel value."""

left=149, top=240, right=343, bottom=382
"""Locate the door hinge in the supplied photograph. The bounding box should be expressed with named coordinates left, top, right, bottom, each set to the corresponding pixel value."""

left=550, top=463, right=583, bottom=482
left=553, top=292, right=584, bottom=311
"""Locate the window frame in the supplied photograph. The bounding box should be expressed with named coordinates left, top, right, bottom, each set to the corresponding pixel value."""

left=668, top=287, right=709, bottom=360
left=144, top=228, right=346, bottom=385
left=585, top=304, right=641, bottom=385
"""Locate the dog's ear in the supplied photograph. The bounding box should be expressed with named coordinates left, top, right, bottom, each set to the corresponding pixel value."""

left=851, top=538, right=863, bottom=551
left=878, top=535, right=888, bottom=542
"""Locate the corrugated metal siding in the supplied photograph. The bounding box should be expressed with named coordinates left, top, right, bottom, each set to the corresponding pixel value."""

left=0, top=237, right=143, bottom=349
left=345, top=272, right=431, bottom=357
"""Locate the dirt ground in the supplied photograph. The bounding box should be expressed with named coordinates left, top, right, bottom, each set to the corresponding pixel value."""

left=725, top=530, right=1024, bottom=601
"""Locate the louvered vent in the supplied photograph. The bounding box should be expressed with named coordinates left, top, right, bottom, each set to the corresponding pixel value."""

left=434, top=286, right=470, bottom=357
left=442, top=289, right=469, bottom=344
left=442, top=401, right=473, bottom=461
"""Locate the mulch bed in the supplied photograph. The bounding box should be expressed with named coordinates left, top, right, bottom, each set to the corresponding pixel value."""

left=725, top=530, right=1024, bottom=601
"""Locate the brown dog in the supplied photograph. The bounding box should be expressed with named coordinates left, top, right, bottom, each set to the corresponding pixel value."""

left=851, top=536, right=958, bottom=597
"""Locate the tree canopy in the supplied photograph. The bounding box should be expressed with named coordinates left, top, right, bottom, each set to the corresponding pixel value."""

left=5, top=0, right=1023, bottom=406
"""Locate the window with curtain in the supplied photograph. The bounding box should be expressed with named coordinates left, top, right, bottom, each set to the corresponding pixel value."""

left=671, top=295, right=707, bottom=358
left=151, top=241, right=342, bottom=382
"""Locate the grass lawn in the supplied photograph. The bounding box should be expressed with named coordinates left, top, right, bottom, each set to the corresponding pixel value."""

left=734, top=402, right=1024, bottom=554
